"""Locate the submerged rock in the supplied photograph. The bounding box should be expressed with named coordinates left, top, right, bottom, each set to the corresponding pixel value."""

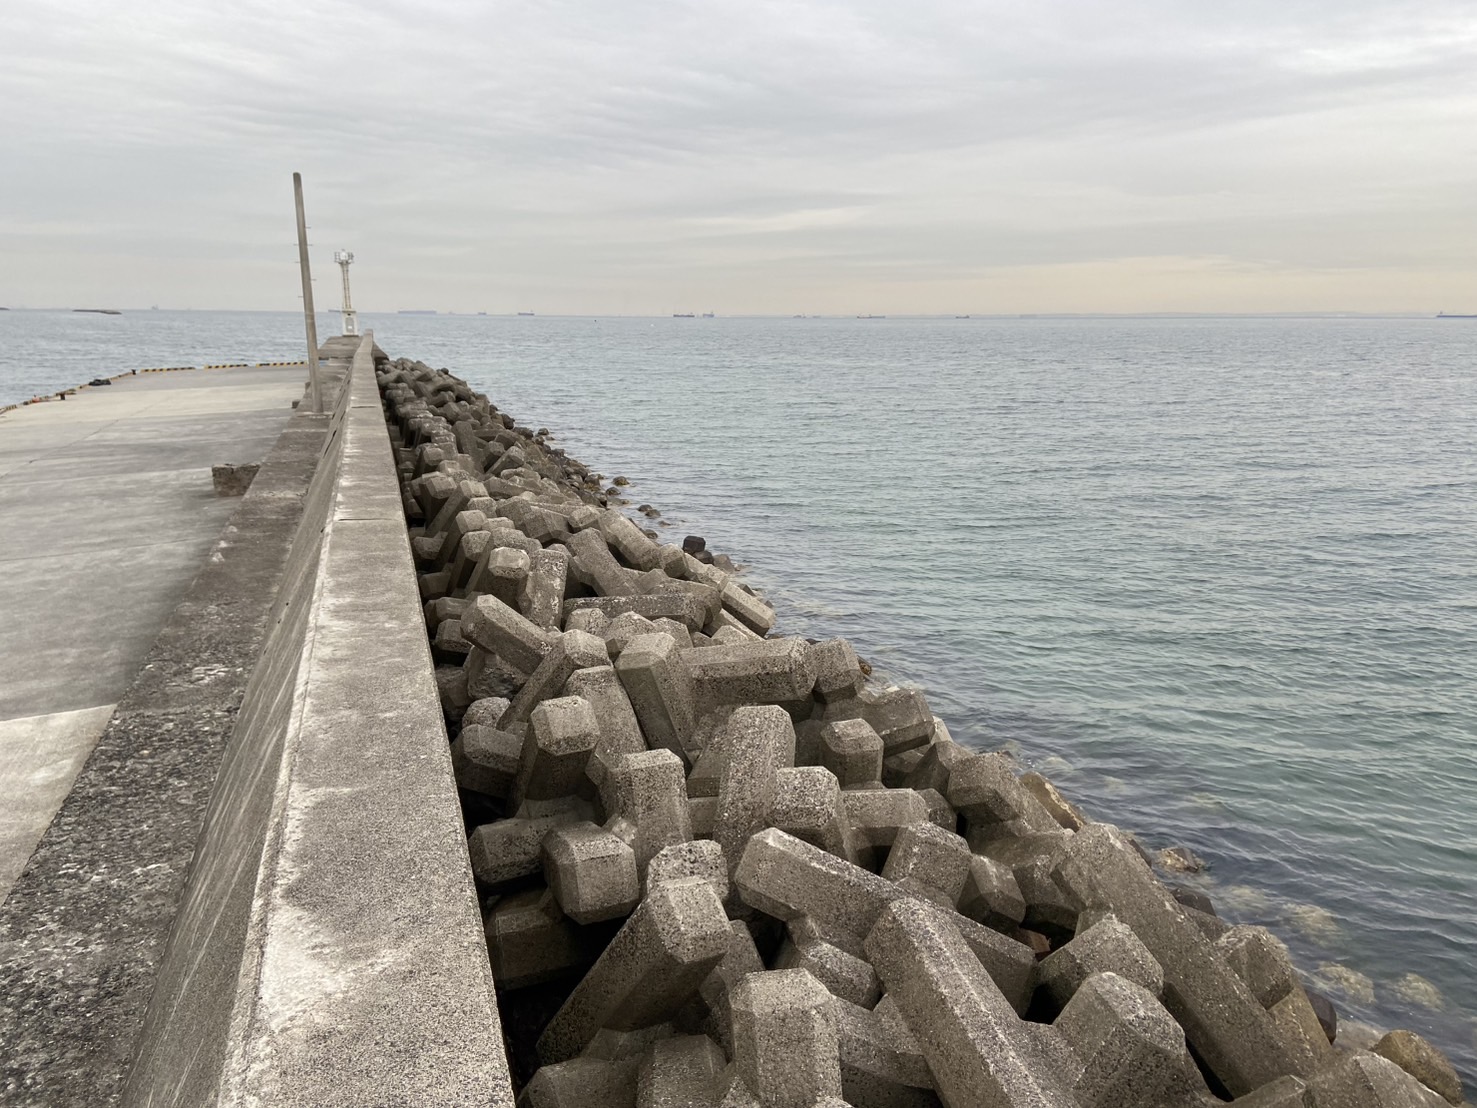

left=1315, top=962, right=1376, bottom=1005
left=1391, top=973, right=1445, bottom=1011
left=1157, top=845, right=1206, bottom=874
left=1288, top=902, right=1342, bottom=944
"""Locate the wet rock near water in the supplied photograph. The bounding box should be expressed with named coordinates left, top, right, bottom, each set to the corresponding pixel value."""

left=377, top=357, right=1465, bottom=1108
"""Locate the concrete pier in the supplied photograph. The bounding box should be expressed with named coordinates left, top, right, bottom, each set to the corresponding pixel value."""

left=0, top=364, right=308, bottom=899
left=0, top=337, right=510, bottom=1107
left=2, top=337, right=1461, bottom=1108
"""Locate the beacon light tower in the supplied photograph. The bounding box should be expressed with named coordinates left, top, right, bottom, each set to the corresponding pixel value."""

left=334, top=249, right=358, bottom=336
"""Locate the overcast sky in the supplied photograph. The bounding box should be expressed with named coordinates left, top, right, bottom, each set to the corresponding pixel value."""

left=3, top=0, right=1475, bottom=314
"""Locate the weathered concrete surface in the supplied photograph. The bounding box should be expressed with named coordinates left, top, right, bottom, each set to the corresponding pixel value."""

left=0, top=705, right=115, bottom=897
left=121, top=335, right=513, bottom=1106
left=0, top=358, right=334, bottom=1106
left=0, top=364, right=308, bottom=906
left=0, top=366, right=311, bottom=723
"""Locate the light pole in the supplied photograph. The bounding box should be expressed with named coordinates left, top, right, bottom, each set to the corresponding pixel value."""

left=292, top=171, right=323, bottom=414
left=335, top=250, right=357, bottom=337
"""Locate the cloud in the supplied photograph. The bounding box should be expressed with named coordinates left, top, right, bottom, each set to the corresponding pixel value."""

left=1, top=0, right=1474, bottom=311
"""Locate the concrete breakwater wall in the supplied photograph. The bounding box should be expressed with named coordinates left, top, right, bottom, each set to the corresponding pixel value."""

left=120, top=336, right=511, bottom=1106
left=380, top=358, right=1465, bottom=1108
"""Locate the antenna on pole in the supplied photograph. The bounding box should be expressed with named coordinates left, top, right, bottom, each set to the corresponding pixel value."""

left=335, top=250, right=358, bottom=336
left=292, top=171, right=324, bottom=415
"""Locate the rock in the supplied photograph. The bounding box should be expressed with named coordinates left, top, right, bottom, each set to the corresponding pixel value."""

left=1306, top=987, right=1338, bottom=1044
left=614, top=475, right=630, bottom=486
left=1315, top=962, right=1375, bottom=1005
left=1156, top=846, right=1206, bottom=874
left=1372, top=1031, right=1463, bottom=1105
left=1019, top=772, right=1088, bottom=831
left=1392, top=973, right=1446, bottom=1011
left=1167, top=883, right=1216, bottom=917
left=682, top=535, right=707, bottom=554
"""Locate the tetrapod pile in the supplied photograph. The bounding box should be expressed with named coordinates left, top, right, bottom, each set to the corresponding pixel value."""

left=378, top=358, right=1463, bottom=1108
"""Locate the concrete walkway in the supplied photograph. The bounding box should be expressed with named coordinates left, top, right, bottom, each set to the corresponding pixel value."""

left=0, top=366, right=306, bottom=901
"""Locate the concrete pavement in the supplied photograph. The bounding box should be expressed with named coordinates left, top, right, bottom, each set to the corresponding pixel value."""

left=0, top=365, right=305, bottom=902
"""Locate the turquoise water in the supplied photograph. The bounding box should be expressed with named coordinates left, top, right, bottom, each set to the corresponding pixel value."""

left=4, top=309, right=1474, bottom=1075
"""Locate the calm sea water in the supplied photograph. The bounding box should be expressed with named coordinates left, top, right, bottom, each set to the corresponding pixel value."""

left=4, top=309, right=1474, bottom=1077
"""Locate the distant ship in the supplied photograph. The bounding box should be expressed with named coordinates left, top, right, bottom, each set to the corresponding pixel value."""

left=673, top=313, right=695, bottom=318
left=857, top=314, right=886, bottom=319
left=702, top=311, right=715, bottom=318
left=1436, top=311, right=1477, bottom=318
left=518, top=311, right=535, bottom=316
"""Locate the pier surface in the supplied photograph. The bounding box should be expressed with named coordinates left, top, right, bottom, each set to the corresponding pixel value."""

left=0, top=338, right=507, bottom=1108
left=0, top=367, right=303, bottom=900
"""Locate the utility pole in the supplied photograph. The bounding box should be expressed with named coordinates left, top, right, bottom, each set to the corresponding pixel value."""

left=335, top=250, right=357, bottom=336
left=293, top=171, right=324, bottom=414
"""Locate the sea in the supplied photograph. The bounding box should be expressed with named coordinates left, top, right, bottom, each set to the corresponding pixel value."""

left=3, top=308, right=1474, bottom=1078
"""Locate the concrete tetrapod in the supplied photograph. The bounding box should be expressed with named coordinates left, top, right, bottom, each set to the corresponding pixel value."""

left=537, top=876, right=731, bottom=1066
left=1053, top=972, right=1211, bottom=1108
left=615, top=633, right=699, bottom=765
left=865, top=898, right=1073, bottom=1108
left=1052, top=824, right=1314, bottom=1096
left=728, top=969, right=844, bottom=1108
left=713, top=706, right=796, bottom=874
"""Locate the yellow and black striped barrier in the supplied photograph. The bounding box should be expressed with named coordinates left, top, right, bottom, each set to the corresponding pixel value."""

left=203, top=363, right=250, bottom=370
left=140, top=366, right=197, bottom=373
left=256, top=360, right=308, bottom=367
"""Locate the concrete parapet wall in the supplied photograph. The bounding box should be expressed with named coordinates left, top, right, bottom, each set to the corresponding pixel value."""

left=123, top=335, right=512, bottom=1106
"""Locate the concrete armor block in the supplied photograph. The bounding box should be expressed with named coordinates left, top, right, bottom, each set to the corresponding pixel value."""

left=538, top=877, right=731, bottom=1065
left=729, top=969, right=844, bottom=1108
left=683, top=638, right=817, bottom=708
left=820, top=719, right=885, bottom=788
left=1053, top=823, right=1312, bottom=1096
left=463, top=592, right=555, bottom=675
left=864, top=898, right=1075, bottom=1108
left=637, top=1035, right=728, bottom=1108
left=543, top=821, right=641, bottom=924
left=1037, top=916, right=1163, bottom=1012
left=714, top=708, right=797, bottom=874
left=501, top=629, right=610, bottom=732
left=615, top=633, right=699, bottom=765
left=1053, top=971, right=1211, bottom=1108
left=881, top=821, right=972, bottom=907
left=512, top=694, right=602, bottom=807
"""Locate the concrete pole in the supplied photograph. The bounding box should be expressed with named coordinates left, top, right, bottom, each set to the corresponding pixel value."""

left=293, top=172, right=324, bottom=415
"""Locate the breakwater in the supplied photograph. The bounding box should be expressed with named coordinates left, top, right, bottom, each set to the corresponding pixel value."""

left=379, top=356, right=1466, bottom=1108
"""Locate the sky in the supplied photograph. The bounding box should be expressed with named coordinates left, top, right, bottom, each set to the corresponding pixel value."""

left=3, top=0, right=1476, bottom=315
